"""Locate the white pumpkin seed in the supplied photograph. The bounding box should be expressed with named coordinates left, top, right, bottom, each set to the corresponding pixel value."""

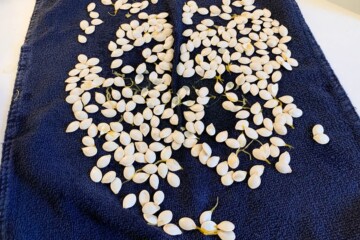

left=123, top=193, right=137, bottom=209
left=110, top=177, right=122, bottom=194
left=157, top=210, right=173, bottom=227
left=228, top=153, right=239, bottom=169
left=312, top=124, right=324, bottom=136
left=313, top=133, right=330, bottom=145
left=275, top=162, right=292, bottom=174
left=179, top=217, right=197, bottom=231
left=97, top=155, right=111, bottom=168
left=82, top=146, right=97, bottom=157
left=248, top=175, right=261, bottom=189
left=249, top=165, right=265, bottom=176
left=142, top=202, right=160, bottom=215
left=144, top=214, right=157, bottom=225
left=78, top=35, right=87, bottom=43
left=90, top=166, right=102, bottom=183
left=139, top=190, right=150, bottom=206
left=218, top=221, right=235, bottom=232
left=232, top=170, right=247, bottom=182
left=218, top=230, right=236, bottom=240
left=216, top=131, right=228, bottom=143
left=101, top=171, right=116, bottom=184
left=216, top=161, right=229, bottom=176
left=167, top=172, right=180, bottom=188
left=66, top=121, right=80, bottom=133
left=147, top=174, right=158, bottom=189
left=133, top=172, right=150, bottom=184
left=163, top=224, right=182, bottom=236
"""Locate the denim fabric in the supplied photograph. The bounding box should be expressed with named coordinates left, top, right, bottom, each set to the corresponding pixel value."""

left=1, top=0, right=360, bottom=239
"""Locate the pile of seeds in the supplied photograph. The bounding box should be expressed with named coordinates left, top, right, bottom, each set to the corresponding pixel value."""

left=177, top=0, right=303, bottom=191
left=64, top=0, right=330, bottom=239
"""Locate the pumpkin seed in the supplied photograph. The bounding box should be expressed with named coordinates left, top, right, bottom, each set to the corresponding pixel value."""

left=167, top=172, right=180, bottom=188
left=123, top=193, right=137, bottom=209
left=90, top=166, right=102, bottom=183
left=218, top=221, right=235, bottom=232
left=313, top=134, right=330, bottom=145
left=101, top=171, right=116, bottom=184
left=163, top=224, right=182, bottom=236
left=110, top=177, right=122, bottom=194
left=157, top=210, right=173, bottom=227
left=179, top=217, right=197, bottom=231
left=248, top=175, right=261, bottom=189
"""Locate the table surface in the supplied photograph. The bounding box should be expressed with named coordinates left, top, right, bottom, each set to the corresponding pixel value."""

left=0, top=0, right=359, bottom=159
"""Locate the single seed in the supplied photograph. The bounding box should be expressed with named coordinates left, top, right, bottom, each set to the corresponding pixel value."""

left=232, top=171, right=247, bottom=182
left=66, top=121, right=80, bottom=133
left=82, top=146, right=97, bottom=157
left=313, top=133, right=330, bottom=145
left=167, top=172, right=180, bottom=188
left=225, top=139, right=241, bottom=149
left=97, top=155, right=111, bottom=168
left=221, top=171, right=234, bottom=186
left=216, top=161, right=229, bottom=176
left=121, top=65, right=135, bottom=74
left=179, top=217, right=197, bottom=231
left=87, top=2, right=96, bottom=12
left=123, top=193, right=137, bottom=209
left=80, top=20, right=89, bottom=30
left=85, top=26, right=95, bottom=35
left=248, top=175, right=261, bottom=189
left=250, top=165, right=265, bottom=177
left=78, top=35, right=87, bottom=43
left=90, top=166, right=102, bottom=183
left=275, top=161, right=292, bottom=174
left=218, top=230, right=236, bottom=240
left=218, top=221, right=235, bottom=232
left=166, top=159, right=182, bottom=172
left=91, top=19, right=103, bottom=25
left=206, top=124, right=216, bottom=136
left=157, top=210, right=173, bottom=227
left=216, top=131, right=228, bottom=143
left=312, top=124, right=324, bottom=136
left=154, top=190, right=165, bottom=205
left=207, top=156, right=220, bottom=168
left=101, top=171, right=116, bottom=184
left=144, top=214, right=157, bottom=225
left=110, top=177, right=122, bottom=194
left=133, top=172, right=150, bottom=184
left=270, top=137, right=286, bottom=147
left=139, top=190, right=150, bottom=206
left=142, top=202, right=160, bottom=215
left=228, top=153, right=239, bottom=169
left=163, top=224, right=182, bottom=236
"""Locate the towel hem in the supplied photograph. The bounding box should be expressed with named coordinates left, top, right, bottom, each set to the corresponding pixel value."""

left=0, top=0, right=42, bottom=238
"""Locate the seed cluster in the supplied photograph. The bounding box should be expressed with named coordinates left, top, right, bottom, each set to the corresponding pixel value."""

left=64, top=0, right=330, bottom=238
left=78, top=3, right=104, bottom=44
left=179, top=198, right=236, bottom=240
left=101, top=0, right=158, bottom=17
left=312, top=124, right=330, bottom=145
left=177, top=0, right=303, bottom=190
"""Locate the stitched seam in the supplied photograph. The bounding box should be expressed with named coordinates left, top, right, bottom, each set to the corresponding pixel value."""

left=290, top=0, right=360, bottom=145
left=0, top=0, right=42, bottom=238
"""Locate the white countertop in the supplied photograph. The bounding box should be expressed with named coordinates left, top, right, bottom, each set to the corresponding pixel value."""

left=0, top=0, right=359, bottom=159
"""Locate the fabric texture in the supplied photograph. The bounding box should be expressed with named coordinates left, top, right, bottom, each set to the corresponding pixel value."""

left=1, top=0, right=360, bottom=239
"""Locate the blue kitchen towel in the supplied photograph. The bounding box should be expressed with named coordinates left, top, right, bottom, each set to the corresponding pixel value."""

left=1, top=0, right=360, bottom=239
